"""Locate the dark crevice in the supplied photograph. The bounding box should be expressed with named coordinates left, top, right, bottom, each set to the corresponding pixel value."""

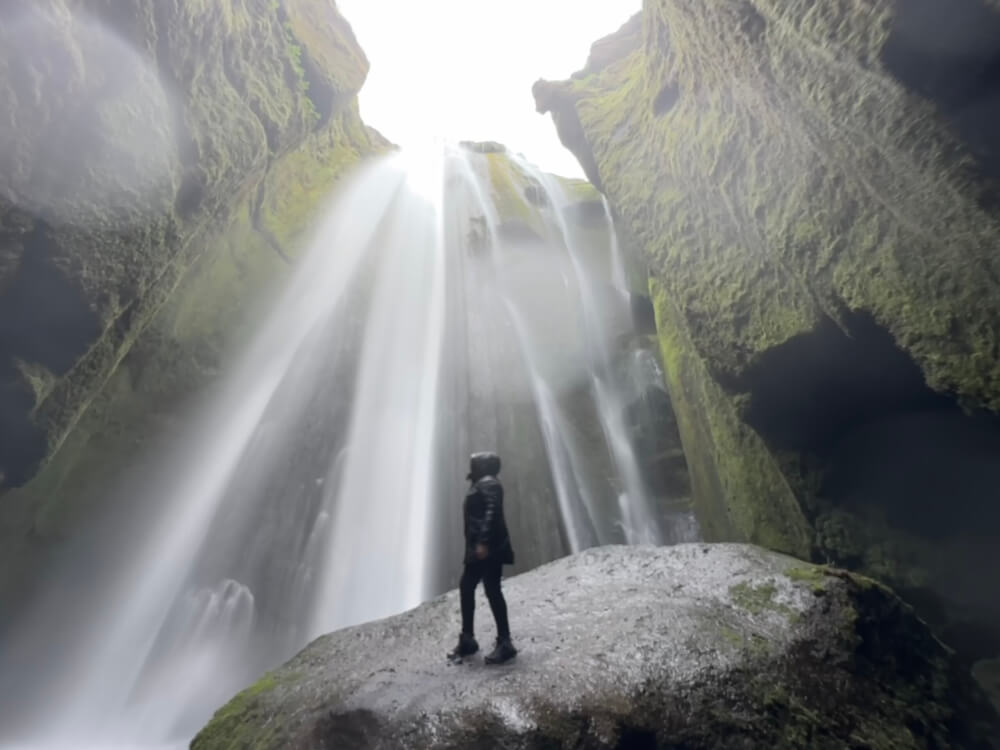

left=523, top=182, right=549, bottom=207
left=174, top=170, right=205, bottom=221
left=823, top=406, right=1000, bottom=540
left=743, top=312, right=950, bottom=454
left=0, top=224, right=100, bottom=376
left=296, top=49, right=339, bottom=126
left=274, top=3, right=339, bottom=129
left=617, top=726, right=658, bottom=749
left=625, top=383, right=692, bottom=502
left=882, top=0, right=1000, bottom=206
left=250, top=179, right=292, bottom=265
left=312, top=709, right=384, bottom=749
left=652, top=82, right=680, bottom=117
left=737, top=1, right=767, bottom=44
left=0, top=379, right=47, bottom=489
left=743, top=310, right=1000, bottom=538
left=630, top=294, right=657, bottom=336
left=742, top=310, right=1000, bottom=662
left=0, top=222, right=100, bottom=487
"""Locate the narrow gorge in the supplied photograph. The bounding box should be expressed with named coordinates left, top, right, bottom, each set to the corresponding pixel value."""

left=1, top=0, right=998, bottom=748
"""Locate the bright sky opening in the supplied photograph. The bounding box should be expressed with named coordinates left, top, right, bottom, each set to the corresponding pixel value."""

left=337, top=0, right=641, bottom=179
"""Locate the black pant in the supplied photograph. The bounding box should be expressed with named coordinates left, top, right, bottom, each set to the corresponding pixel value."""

left=459, top=560, right=510, bottom=639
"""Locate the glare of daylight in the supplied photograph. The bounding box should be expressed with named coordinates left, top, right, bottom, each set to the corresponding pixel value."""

left=336, top=0, right=641, bottom=179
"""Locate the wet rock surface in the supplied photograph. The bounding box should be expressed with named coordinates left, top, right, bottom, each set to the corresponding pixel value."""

left=193, top=544, right=998, bottom=749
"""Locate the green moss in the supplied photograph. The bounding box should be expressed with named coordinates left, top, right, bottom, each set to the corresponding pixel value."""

left=650, top=278, right=812, bottom=558
left=729, top=580, right=797, bottom=623
left=258, top=107, right=380, bottom=250
left=556, top=176, right=601, bottom=202
left=785, top=565, right=831, bottom=595
left=484, top=152, right=547, bottom=238
left=281, top=0, right=370, bottom=99
left=282, top=21, right=318, bottom=123
left=730, top=581, right=778, bottom=615
left=192, top=672, right=283, bottom=750
left=719, top=624, right=743, bottom=647
left=282, top=26, right=305, bottom=80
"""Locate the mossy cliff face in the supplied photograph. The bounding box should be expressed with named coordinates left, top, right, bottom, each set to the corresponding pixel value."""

left=535, top=0, right=1000, bottom=661
left=0, top=0, right=383, bottom=491
left=0, top=0, right=385, bottom=607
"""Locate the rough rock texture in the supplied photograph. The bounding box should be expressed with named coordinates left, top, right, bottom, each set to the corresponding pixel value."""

left=193, top=544, right=999, bottom=749
left=975, top=658, right=1000, bottom=713
left=0, top=0, right=383, bottom=491
left=0, top=0, right=385, bottom=611
left=534, top=0, right=1000, bottom=663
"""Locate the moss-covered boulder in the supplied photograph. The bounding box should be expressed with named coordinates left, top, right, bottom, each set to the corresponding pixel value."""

left=535, top=0, right=1000, bottom=662
left=0, top=0, right=386, bottom=610
left=192, top=544, right=999, bottom=749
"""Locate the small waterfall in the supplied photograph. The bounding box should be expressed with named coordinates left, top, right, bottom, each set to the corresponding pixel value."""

left=0, top=145, right=696, bottom=749
left=306, top=149, right=447, bottom=636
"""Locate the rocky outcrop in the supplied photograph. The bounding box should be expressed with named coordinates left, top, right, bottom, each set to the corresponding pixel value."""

left=0, top=0, right=383, bottom=491
left=0, top=0, right=385, bottom=611
left=193, top=544, right=999, bottom=749
left=535, top=0, right=1000, bottom=664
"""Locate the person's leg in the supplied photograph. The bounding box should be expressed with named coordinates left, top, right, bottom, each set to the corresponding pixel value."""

left=450, top=563, right=483, bottom=659
left=481, top=562, right=510, bottom=639
left=459, top=563, right=483, bottom=636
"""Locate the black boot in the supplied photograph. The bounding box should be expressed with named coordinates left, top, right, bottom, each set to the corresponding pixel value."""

left=448, top=632, right=479, bottom=661
left=484, top=636, right=517, bottom=665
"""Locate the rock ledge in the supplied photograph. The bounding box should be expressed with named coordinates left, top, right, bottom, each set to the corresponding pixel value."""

left=194, top=544, right=998, bottom=749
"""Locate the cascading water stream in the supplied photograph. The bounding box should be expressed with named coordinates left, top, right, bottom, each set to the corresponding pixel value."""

left=0, top=145, right=695, bottom=750
left=306, top=150, right=447, bottom=637
left=526, top=165, right=666, bottom=546
left=446, top=155, right=604, bottom=552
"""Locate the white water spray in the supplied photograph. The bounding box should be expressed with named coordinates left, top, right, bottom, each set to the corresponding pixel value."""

left=0, top=145, right=696, bottom=749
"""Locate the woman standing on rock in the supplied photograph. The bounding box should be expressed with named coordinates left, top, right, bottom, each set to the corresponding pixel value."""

left=448, top=452, right=518, bottom=664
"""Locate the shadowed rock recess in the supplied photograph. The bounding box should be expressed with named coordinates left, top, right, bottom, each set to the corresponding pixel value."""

left=0, top=0, right=386, bottom=608
left=534, top=0, right=1000, bottom=669
left=193, top=545, right=999, bottom=749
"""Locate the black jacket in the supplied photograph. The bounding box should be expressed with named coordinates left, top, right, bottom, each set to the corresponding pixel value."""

left=463, top=475, right=514, bottom=565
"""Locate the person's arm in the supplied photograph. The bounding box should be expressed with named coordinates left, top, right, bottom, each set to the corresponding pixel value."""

left=475, top=482, right=502, bottom=554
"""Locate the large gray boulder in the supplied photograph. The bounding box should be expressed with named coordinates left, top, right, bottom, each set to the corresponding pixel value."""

left=193, top=544, right=998, bottom=749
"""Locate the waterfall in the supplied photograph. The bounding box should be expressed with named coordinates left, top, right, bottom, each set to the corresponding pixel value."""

left=0, top=145, right=696, bottom=749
